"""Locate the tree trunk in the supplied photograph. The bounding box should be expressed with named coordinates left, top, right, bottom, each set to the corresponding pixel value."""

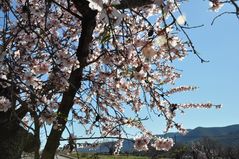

left=41, top=1, right=97, bottom=158
left=0, top=112, right=35, bottom=159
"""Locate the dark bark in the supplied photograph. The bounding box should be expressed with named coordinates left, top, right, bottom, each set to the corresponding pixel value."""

left=0, top=0, right=154, bottom=158
left=114, top=0, right=154, bottom=9
left=0, top=0, right=156, bottom=158
left=0, top=84, right=35, bottom=158
left=40, top=0, right=151, bottom=157
left=41, top=1, right=97, bottom=158
left=40, top=69, right=83, bottom=159
left=33, top=115, right=41, bottom=159
left=0, top=111, right=35, bottom=159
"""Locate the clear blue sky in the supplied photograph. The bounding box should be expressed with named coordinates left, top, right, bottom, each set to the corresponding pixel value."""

left=175, top=1, right=239, bottom=128
left=143, top=1, right=239, bottom=133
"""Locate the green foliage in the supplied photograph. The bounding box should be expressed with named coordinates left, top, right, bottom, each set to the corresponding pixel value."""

left=71, top=153, right=149, bottom=159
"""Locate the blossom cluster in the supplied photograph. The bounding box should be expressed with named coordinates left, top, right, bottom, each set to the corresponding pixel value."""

left=209, top=0, right=224, bottom=12
left=113, top=139, right=124, bottom=155
left=134, top=135, right=174, bottom=152
left=165, top=86, right=197, bottom=96
left=178, top=103, right=213, bottom=109
left=134, top=136, right=150, bottom=151
left=151, top=137, right=174, bottom=151
left=0, top=96, right=11, bottom=112
left=0, top=0, right=223, bottom=154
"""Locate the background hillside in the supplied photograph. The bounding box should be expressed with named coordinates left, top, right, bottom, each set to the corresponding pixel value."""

left=77, top=124, right=239, bottom=153
left=165, top=124, right=239, bottom=146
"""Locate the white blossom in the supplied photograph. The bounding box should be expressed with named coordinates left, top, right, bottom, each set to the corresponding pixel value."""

left=0, top=96, right=11, bottom=112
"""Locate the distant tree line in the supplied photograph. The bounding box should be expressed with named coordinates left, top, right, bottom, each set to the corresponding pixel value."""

left=129, top=137, right=239, bottom=159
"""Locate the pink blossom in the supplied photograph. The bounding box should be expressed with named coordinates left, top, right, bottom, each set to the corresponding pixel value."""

left=209, top=0, right=224, bottom=12
left=152, top=137, right=174, bottom=151
left=134, top=136, right=150, bottom=151
left=0, top=96, right=11, bottom=112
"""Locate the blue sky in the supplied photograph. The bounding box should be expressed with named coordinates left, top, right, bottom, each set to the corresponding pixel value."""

left=145, top=0, right=239, bottom=132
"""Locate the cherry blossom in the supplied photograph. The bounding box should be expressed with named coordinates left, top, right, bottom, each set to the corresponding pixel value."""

left=209, top=0, right=224, bottom=12
left=151, top=137, right=174, bottom=151
left=134, top=136, right=150, bottom=151
left=0, top=96, right=11, bottom=112
left=113, top=139, right=124, bottom=155
left=176, top=15, right=186, bottom=25
left=0, top=0, right=231, bottom=157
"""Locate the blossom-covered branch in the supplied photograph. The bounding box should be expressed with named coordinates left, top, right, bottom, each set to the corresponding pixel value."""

left=0, top=0, right=227, bottom=158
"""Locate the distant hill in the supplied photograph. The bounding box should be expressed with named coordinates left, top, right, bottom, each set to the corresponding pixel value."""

left=77, top=124, right=239, bottom=153
left=162, top=124, right=239, bottom=146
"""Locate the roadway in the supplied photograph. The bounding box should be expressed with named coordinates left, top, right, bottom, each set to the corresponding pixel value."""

left=21, top=154, right=75, bottom=159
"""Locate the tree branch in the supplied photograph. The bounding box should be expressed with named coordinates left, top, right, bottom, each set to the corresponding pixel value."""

left=115, top=0, right=154, bottom=9
left=41, top=1, right=97, bottom=158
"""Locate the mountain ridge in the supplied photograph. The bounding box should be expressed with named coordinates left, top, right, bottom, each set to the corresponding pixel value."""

left=162, top=124, right=239, bottom=145
left=77, top=124, right=239, bottom=153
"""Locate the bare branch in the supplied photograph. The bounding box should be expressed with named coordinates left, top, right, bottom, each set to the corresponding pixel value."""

left=114, top=0, right=154, bottom=9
